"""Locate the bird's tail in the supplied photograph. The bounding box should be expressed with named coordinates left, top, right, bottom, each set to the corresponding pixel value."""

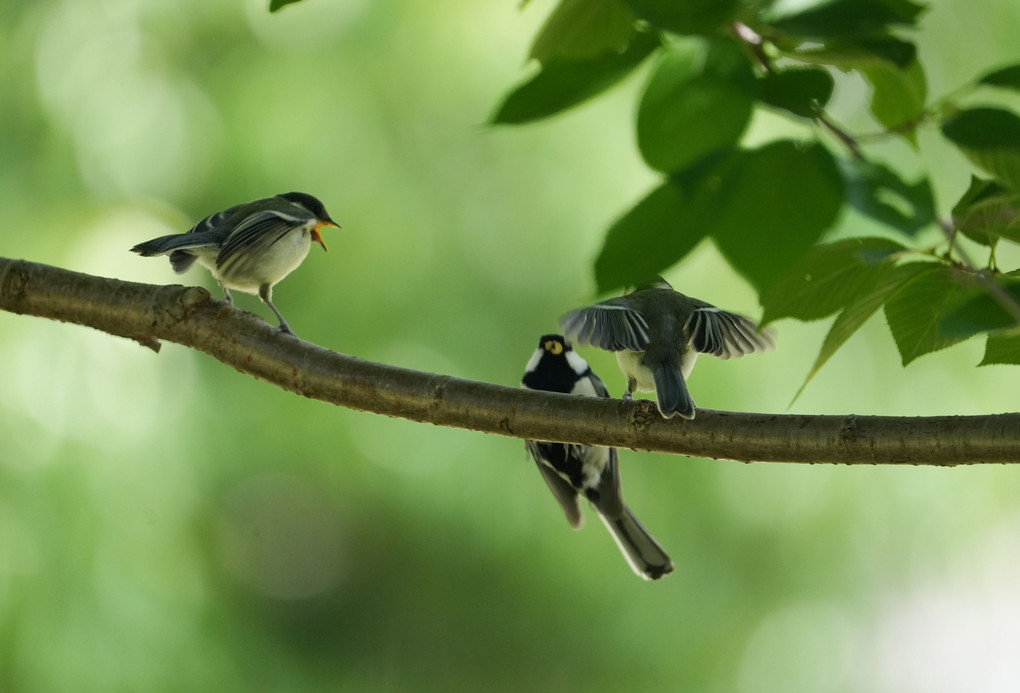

left=652, top=364, right=695, bottom=419
left=130, top=233, right=219, bottom=257
left=599, top=507, right=674, bottom=581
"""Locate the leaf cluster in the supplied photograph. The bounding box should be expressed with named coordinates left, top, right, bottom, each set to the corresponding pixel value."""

left=491, top=0, right=1020, bottom=396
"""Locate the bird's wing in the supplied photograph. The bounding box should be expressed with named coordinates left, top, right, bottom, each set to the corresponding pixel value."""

left=686, top=307, right=774, bottom=359
left=586, top=370, right=613, bottom=399
left=527, top=441, right=584, bottom=529
left=188, top=203, right=249, bottom=236
left=588, top=447, right=624, bottom=519
left=215, top=210, right=305, bottom=271
left=559, top=300, right=650, bottom=352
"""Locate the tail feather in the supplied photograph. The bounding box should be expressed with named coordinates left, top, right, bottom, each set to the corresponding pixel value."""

left=130, top=232, right=220, bottom=257
left=598, top=507, right=674, bottom=581
left=652, top=364, right=695, bottom=419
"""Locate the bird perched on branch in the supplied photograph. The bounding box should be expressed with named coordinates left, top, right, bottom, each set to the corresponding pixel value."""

left=559, top=278, right=773, bottom=419
left=522, top=334, right=673, bottom=580
left=131, top=192, right=340, bottom=336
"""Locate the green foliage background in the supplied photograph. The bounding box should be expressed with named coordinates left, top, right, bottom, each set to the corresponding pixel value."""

left=1, top=0, right=1020, bottom=690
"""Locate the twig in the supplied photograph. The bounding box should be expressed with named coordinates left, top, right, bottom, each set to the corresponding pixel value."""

left=732, top=22, right=866, bottom=161
left=938, top=219, right=1020, bottom=324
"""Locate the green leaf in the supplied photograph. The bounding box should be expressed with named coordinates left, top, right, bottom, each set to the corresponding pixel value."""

left=942, top=108, right=1020, bottom=190
left=939, top=278, right=1020, bottom=339
left=839, top=160, right=935, bottom=235
left=981, top=332, right=1020, bottom=365
left=594, top=181, right=709, bottom=293
left=978, top=64, right=1020, bottom=92
left=761, top=236, right=907, bottom=324
left=952, top=176, right=1020, bottom=247
left=530, top=0, right=636, bottom=64
left=491, top=31, right=659, bottom=125
left=942, top=108, right=1020, bottom=147
left=778, top=36, right=916, bottom=69
left=793, top=261, right=932, bottom=401
left=636, top=38, right=755, bottom=173
left=621, top=0, right=738, bottom=34
left=757, top=68, right=834, bottom=118
left=710, top=140, right=845, bottom=292
left=765, top=0, right=926, bottom=39
left=269, top=0, right=303, bottom=11
left=884, top=266, right=985, bottom=365
left=859, top=58, right=927, bottom=140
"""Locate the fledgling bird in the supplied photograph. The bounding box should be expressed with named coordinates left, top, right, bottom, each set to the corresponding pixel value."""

left=522, top=334, right=674, bottom=581
left=130, top=192, right=341, bottom=336
left=559, top=278, right=773, bottom=419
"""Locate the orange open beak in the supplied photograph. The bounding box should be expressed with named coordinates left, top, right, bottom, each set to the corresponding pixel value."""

left=311, top=219, right=341, bottom=252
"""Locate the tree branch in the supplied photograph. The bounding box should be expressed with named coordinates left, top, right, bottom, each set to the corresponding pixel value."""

left=2, top=257, right=1019, bottom=465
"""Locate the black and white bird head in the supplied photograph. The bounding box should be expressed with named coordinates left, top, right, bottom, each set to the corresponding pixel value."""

left=522, top=335, right=601, bottom=397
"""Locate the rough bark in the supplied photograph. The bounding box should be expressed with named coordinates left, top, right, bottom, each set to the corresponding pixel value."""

left=3, top=257, right=1018, bottom=465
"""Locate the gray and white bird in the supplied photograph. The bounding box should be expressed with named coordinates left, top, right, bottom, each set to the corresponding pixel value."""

left=522, top=334, right=673, bottom=580
left=559, top=278, right=773, bottom=419
left=131, top=192, right=340, bottom=335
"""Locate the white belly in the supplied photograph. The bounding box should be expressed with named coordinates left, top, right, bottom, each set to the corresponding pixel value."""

left=210, top=228, right=313, bottom=294
left=616, top=348, right=698, bottom=391
left=616, top=351, right=655, bottom=392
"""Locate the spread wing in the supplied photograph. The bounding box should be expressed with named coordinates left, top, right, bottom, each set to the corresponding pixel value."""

left=559, top=301, right=650, bottom=352
left=687, top=307, right=774, bottom=359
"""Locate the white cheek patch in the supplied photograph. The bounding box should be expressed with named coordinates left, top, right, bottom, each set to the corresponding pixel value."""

left=564, top=350, right=589, bottom=376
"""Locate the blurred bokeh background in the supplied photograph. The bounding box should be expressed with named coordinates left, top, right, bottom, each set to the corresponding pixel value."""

left=2, top=0, right=1020, bottom=690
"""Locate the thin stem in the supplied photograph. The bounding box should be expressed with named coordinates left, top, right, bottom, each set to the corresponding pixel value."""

left=732, top=22, right=865, bottom=161
left=817, top=113, right=866, bottom=160
left=939, top=219, right=1020, bottom=324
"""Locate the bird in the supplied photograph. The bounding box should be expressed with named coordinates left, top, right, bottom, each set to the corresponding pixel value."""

left=522, top=334, right=674, bottom=580
left=130, top=192, right=340, bottom=336
left=559, top=278, right=773, bottom=419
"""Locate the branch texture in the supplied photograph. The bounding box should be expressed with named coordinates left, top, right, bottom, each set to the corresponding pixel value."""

left=2, top=258, right=1019, bottom=465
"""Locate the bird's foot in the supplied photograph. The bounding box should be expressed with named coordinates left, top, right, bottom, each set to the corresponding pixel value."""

left=275, top=322, right=297, bottom=337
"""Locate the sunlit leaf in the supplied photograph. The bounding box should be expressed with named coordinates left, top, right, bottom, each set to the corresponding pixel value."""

left=621, top=0, right=738, bottom=34
left=710, top=140, right=844, bottom=292
left=840, top=160, right=935, bottom=235
left=761, top=236, right=907, bottom=325
left=757, top=68, right=834, bottom=118
left=884, top=266, right=985, bottom=365
left=859, top=58, right=927, bottom=142
left=491, top=31, right=659, bottom=124
left=952, top=176, right=1020, bottom=247
left=269, top=0, right=303, bottom=11
left=942, top=108, right=1020, bottom=190
left=636, top=38, right=755, bottom=173
left=977, top=63, right=1020, bottom=92
left=594, top=180, right=709, bottom=293
left=792, top=261, right=932, bottom=401
left=530, top=0, right=636, bottom=64
left=981, top=332, right=1020, bottom=365
left=764, top=0, right=926, bottom=39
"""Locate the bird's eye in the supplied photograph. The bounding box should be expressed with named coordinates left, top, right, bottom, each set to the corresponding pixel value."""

left=545, top=341, right=563, bottom=355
